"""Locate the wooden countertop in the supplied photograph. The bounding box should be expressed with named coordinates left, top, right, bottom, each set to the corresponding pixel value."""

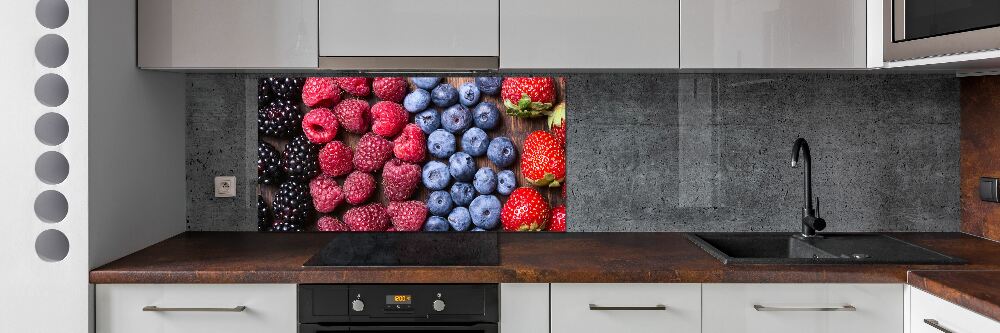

left=91, top=232, right=1000, bottom=284
left=908, top=270, right=1000, bottom=322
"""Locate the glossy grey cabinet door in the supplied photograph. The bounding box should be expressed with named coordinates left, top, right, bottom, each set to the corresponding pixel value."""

left=138, top=0, right=318, bottom=69
left=318, top=0, right=500, bottom=57
left=500, top=0, right=680, bottom=69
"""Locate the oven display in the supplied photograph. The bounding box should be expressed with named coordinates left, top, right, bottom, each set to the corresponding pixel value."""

left=386, top=295, right=412, bottom=305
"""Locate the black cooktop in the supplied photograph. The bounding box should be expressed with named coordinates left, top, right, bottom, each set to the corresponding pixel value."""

left=303, top=232, right=500, bottom=266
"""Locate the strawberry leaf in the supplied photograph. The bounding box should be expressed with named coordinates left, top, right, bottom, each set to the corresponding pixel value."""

left=517, top=94, right=532, bottom=110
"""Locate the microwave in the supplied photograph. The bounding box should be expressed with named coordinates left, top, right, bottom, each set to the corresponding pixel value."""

left=884, top=0, right=1000, bottom=62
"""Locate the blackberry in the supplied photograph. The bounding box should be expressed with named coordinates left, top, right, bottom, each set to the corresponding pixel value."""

left=282, top=135, right=320, bottom=182
left=272, top=181, right=313, bottom=231
left=258, top=98, right=303, bottom=138
left=257, top=195, right=272, bottom=231
left=258, top=140, right=283, bottom=185
left=257, top=79, right=275, bottom=108
left=264, top=77, right=304, bottom=101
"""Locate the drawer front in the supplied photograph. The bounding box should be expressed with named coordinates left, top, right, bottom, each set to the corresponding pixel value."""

left=551, top=283, right=700, bottom=333
left=319, top=0, right=499, bottom=57
left=910, top=287, right=1000, bottom=333
left=96, top=284, right=296, bottom=333
left=703, top=283, right=903, bottom=333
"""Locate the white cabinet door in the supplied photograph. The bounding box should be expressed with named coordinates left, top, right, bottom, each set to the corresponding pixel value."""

left=702, top=284, right=903, bottom=333
left=680, top=0, right=871, bottom=68
left=96, top=284, right=297, bottom=333
left=910, top=287, right=1000, bottom=333
left=551, top=283, right=700, bottom=333
left=319, top=0, right=499, bottom=57
left=500, top=0, right=680, bottom=69
left=138, top=0, right=318, bottom=69
left=501, top=284, right=549, bottom=333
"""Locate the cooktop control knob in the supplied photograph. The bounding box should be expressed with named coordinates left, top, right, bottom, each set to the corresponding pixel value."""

left=352, top=299, right=365, bottom=312
left=432, top=299, right=446, bottom=312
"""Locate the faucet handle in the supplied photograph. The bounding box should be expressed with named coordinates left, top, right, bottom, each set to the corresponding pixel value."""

left=815, top=196, right=820, bottom=218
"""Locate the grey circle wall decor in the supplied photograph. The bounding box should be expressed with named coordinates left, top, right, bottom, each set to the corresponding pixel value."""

left=35, top=34, right=69, bottom=68
left=35, top=112, right=69, bottom=146
left=35, top=229, right=69, bottom=262
left=34, top=190, right=68, bottom=223
left=35, top=151, right=69, bottom=185
left=34, top=73, right=69, bottom=107
left=36, top=0, right=69, bottom=29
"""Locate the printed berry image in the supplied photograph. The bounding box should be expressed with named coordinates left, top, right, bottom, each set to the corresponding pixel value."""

left=259, top=98, right=304, bottom=138
left=282, top=135, right=320, bottom=182
left=258, top=140, right=283, bottom=185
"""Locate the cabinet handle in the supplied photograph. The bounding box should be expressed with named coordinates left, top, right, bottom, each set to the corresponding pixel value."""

left=753, top=304, right=856, bottom=312
left=142, top=306, right=247, bottom=312
left=923, top=319, right=955, bottom=333
left=589, top=304, right=667, bottom=311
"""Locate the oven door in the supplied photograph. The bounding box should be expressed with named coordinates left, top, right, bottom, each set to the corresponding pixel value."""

left=300, top=323, right=498, bottom=333
left=884, top=0, right=1000, bottom=61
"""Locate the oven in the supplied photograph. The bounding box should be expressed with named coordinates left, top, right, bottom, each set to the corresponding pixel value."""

left=299, top=284, right=499, bottom=333
left=884, top=0, right=1000, bottom=61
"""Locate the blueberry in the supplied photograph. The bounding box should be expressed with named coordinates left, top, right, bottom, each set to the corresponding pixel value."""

left=458, top=82, right=481, bottom=107
left=461, top=127, right=489, bottom=157
left=487, top=137, right=517, bottom=168
left=469, top=195, right=501, bottom=230
left=447, top=207, right=472, bottom=231
left=422, top=160, right=451, bottom=190
left=412, top=77, right=442, bottom=90
left=441, top=104, right=472, bottom=133
left=475, top=77, right=501, bottom=96
left=431, top=83, right=458, bottom=107
left=424, top=216, right=450, bottom=231
left=497, top=170, right=516, bottom=195
left=448, top=152, right=476, bottom=181
left=450, top=182, right=475, bottom=206
left=403, top=89, right=431, bottom=113
left=415, top=110, right=441, bottom=134
left=474, top=168, right=497, bottom=194
left=472, top=102, right=500, bottom=130
left=427, top=190, right=453, bottom=217
left=427, top=130, right=456, bottom=159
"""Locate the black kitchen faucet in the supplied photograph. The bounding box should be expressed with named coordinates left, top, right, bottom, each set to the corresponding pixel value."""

left=791, top=138, right=826, bottom=237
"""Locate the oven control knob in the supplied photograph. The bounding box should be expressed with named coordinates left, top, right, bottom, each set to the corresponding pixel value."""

left=351, top=299, right=365, bottom=312
left=432, top=299, right=446, bottom=312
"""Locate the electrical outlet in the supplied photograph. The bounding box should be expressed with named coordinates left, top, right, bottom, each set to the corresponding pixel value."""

left=215, top=176, right=236, bottom=198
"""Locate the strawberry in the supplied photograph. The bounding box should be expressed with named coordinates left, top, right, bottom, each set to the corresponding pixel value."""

left=336, top=77, right=371, bottom=97
left=344, top=203, right=390, bottom=231
left=387, top=200, right=428, bottom=232
left=354, top=132, right=394, bottom=172
left=372, top=77, right=408, bottom=103
left=317, top=215, right=350, bottom=232
left=370, top=101, right=408, bottom=137
left=548, top=205, right=566, bottom=232
left=333, top=99, right=370, bottom=134
left=318, top=141, right=354, bottom=177
left=382, top=159, right=421, bottom=201
left=501, top=187, right=551, bottom=231
left=393, top=124, right=426, bottom=163
left=547, top=104, right=566, bottom=147
left=343, top=171, right=375, bottom=205
left=502, top=77, right=556, bottom=117
left=521, top=130, right=566, bottom=187
left=301, top=77, right=341, bottom=108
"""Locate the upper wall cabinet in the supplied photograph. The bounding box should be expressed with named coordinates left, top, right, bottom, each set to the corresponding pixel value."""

left=681, top=0, right=879, bottom=69
left=500, top=0, right=680, bottom=69
left=138, top=0, right=318, bottom=69
left=318, top=0, right=500, bottom=70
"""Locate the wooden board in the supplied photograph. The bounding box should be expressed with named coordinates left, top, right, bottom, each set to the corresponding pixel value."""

left=260, top=77, right=566, bottom=231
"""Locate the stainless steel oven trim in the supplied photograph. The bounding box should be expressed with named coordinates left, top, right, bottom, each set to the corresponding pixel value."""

left=884, top=0, right=1000, bottom=62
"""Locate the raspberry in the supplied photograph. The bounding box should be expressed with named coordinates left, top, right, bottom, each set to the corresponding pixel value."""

left=333, top=99, right=370, bottom=134
left=382, top=159, right=421, bottom=201
left=344, top=203, right=390, bottom=231
left=343, top=171, right=375, bottom=205
left=370, top=101, right=408, bottom=137
left=302, top=108, right=339, bottom=144
left=317, top=215, right=350, bottom=232
left=354, top=132, right=394, bottom=173
left=393, top=124, right=426, bottom=163
left=372, top=77, right=408, bottom=103
left=387, top=201, right=427, bottom=232
left=309, top=175, right=344, bottom=213
left=336, top=77, right=371, bottom=97
left=318, top=141, right=354, bottom=177
left=301, top=77, right=341, bottom=108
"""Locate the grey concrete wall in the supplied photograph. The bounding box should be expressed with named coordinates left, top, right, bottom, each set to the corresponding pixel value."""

left=186, top=73, right=961, bottom=232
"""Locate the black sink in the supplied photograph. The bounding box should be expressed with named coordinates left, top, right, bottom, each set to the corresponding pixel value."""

left=686, top=233, right=965, bottom=265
